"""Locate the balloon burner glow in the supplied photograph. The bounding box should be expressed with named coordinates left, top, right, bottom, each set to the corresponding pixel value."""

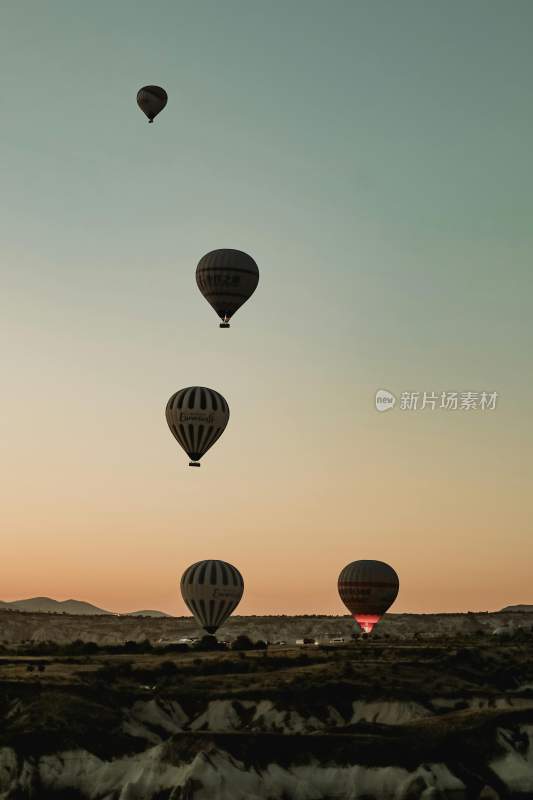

left=354, top=614, right=381, bottom=634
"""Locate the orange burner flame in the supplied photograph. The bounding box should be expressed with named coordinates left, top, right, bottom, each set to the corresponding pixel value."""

left=354, top=614, right=381, bottom=634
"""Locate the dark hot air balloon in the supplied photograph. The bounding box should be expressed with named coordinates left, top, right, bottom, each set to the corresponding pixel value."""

left=338, top=560, right=399, bottom=634
left=196, top=249, right=259, bottom=328
left=166, top=387, right=229, bottom=466
left=137, top=85, right=167, bottom=123
left=181, top=560, right=244, bottom=634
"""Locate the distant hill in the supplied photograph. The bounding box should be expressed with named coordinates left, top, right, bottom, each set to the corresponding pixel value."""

left=126, top=610, right=170, bottom=618
left=501, top=604, right=533, bottom=613
left=0, top=597, right=171, bottom=617
left=0, top=597, right=111, bottom=615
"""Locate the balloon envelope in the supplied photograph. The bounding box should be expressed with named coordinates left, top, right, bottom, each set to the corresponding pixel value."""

left=196, top=249, right=259, bottom=327
left=338, top=560, right=399, bottom=634
left=166, top=387, right=229, bottom=466
left=181, top=560, right=244, bottom=634
left=137, top=85, right=167, bottom=122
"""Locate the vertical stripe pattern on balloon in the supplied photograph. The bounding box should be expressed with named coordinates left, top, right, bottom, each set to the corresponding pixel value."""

left=180, top=560, right=244, bottom=633
left=166, top=387, right=230, bottom=462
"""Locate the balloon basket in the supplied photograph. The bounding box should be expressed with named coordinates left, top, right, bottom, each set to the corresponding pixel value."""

left=219, top=322, right=230, bottom=328
left=189, top=461, right=201, bottom=467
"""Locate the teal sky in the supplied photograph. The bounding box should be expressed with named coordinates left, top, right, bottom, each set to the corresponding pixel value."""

left=1, top=2, right=532, bottom=614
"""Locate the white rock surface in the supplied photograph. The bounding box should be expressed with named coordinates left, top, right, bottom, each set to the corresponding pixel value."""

left=123, top=699, right=188, bottom=742
left=189, top=699, right=245, bottom=732
left=0, top=745, right=468, bottom=800
left=490, top=724, right=533, bottom=793
left=351, top=700, right=432, bottom=725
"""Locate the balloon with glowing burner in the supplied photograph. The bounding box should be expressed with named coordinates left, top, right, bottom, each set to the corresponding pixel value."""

left=338, top=560, right=399, bottom=635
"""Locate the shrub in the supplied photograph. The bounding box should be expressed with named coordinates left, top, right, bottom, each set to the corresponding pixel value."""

left=231, top=635, right=266, bottom=651
left=193, top=635, right=225, bottom=652
left=122, top=639, right=153, bottom=654
left=161, top=643, right=190, bottom=654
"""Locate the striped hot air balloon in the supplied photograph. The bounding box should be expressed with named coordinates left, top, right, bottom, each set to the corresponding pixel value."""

left=338, top=560, right=399, bottom=635
left=137, top=85, right=167, bottom=123
left=166, top=387, right=229, bottom=467
left=181, top=560, right=244, bottom=635
left=196, top=249, right=259, bottom=328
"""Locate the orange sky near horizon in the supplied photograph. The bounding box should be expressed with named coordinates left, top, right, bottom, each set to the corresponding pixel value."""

left=2, top=355, right=530, bottom=615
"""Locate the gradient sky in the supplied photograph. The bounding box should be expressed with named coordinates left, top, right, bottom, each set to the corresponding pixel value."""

left=1, top=1, right=532, bottom=615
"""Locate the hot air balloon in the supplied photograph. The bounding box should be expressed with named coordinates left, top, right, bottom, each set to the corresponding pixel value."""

left=166, top=386, right=229, bottom=467
left=181, top=560, right=244, bottom=635
left=338, top=560, right=399, bottom=635
left=137, top=85, right=167, bottom=123
left=196, top=249, right=259, bottom=328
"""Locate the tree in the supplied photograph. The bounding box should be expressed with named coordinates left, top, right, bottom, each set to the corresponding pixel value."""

left=230, top=636, right=268, bottom=652
left=231, top=635, right=255, bottom=651
left=193, top=635, right=225, bottom=652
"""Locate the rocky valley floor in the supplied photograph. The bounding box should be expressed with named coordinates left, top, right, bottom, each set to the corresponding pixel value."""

left=0, top=628, right=532, bottom=799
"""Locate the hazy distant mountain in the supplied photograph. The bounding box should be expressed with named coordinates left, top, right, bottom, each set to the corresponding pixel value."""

left=0, top=597, right=171, bottom=617
left=501, top=604, right=533, bottom=613
left=126, top=610, right=170, bottom=618
left=0, top=597, right=111, bottom=615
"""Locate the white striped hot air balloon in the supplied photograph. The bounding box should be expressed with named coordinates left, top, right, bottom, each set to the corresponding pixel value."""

left=181, top=560, right=244, bottom=635
left=338, top=560, right=399, bottom=634
left=196, top=249, right=259, bottom=328
left=137, top=85, right=168, bottom=123
left=165, top=387, right=229, bottom=467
